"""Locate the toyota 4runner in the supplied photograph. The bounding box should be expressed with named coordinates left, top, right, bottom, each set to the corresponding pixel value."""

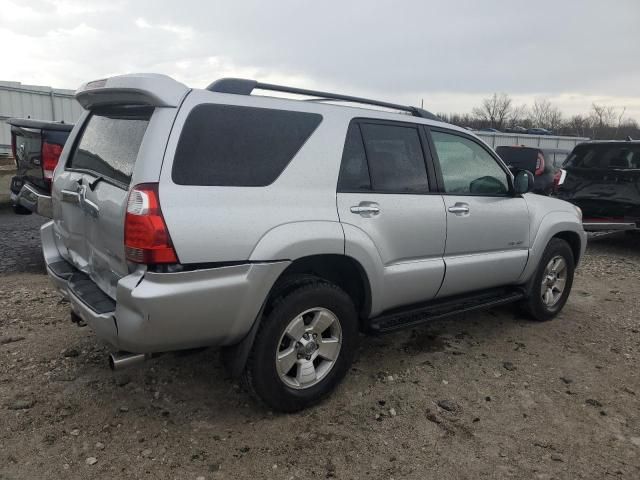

left=42, top=74, right=587, bottom=411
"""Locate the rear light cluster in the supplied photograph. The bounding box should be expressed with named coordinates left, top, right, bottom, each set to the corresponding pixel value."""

left=42, top=141, right=63, bottom=185
left=535, top=153, right=545, bottom=176
left=553, top=169, right=567, bottom=193
left=124, top=183, right=178, bottom=264
left=10, top=133, right=17, bottom=162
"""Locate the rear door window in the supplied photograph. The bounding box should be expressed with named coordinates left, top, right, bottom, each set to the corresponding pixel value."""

left=172, top=104, right=322, bottom=186
left=68, top=107, right=152, bottom=186
left=338, top=123, right=371, bottom=191
left=360, top=123, right=429, bottom=193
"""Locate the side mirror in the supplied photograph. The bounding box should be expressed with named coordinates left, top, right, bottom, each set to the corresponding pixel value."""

left=514, top=170, right=535, bottom=194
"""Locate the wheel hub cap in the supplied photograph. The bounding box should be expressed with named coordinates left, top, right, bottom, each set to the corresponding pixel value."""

left=541, top=255, right=567, bottom=307
left=298, top=338, right=318, bottom=357
left=276, top=307, right=342, bottom=390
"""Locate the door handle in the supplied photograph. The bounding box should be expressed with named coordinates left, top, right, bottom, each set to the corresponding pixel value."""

left=448, top=203, right=470, bottom=215
left=350, top=203, right=380, bottom=216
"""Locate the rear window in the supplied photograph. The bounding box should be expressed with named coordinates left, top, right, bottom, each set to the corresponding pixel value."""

left=565, top=144, right=640, bottom=170
left=12, top=129, right=41, bottom=165
left=68, top=107, right=152, bottom=186
left=172, top=104, right=322, bottom=186
left=338, top=121, right=430, bottom=193
left=496, top=146, right=539, bottom=171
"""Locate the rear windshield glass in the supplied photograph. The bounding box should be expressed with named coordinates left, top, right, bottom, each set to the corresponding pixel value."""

left=496, top=146, right=539, bottom=170
left=68, top=107, right=152, bottom=185
left=565, top=144, right=640, bottom=170
left=172, top=104, right=322, bottom=186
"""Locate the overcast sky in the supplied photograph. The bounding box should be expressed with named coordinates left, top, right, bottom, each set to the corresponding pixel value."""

left=1, top=0, right=639, bottom=120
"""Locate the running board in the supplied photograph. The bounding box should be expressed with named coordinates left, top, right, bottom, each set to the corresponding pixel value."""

left=368, top=288, right=525, bottom=334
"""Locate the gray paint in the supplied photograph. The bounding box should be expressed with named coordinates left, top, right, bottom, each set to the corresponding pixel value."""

left=42, top=73, right=587, bottom=354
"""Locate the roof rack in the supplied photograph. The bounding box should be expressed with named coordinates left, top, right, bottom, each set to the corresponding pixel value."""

left=206, top=78, right=439, bottom=120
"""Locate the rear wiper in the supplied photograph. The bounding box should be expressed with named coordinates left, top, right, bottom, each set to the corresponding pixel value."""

left=89, top=176, right=105, bottom=191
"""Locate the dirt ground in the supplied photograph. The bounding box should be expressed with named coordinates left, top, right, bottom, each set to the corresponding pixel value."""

left=1, top=211, right=639, bottom=479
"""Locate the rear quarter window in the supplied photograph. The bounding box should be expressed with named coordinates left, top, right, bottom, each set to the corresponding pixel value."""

left=171, top=104, right=322, bottom=186
left=566, top=144, right=640, bottom=170
left=67, top=107, right=152, bottom=186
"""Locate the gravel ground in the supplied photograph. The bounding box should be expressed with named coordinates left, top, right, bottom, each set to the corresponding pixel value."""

left=0, top=208, right=639, bottom=479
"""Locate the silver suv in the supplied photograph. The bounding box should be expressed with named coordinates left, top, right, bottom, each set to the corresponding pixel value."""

left=42, top=74, right=587, bottom=411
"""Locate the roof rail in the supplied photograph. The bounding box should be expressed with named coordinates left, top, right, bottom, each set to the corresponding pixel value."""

left=206, top=78, right=439, bottom=120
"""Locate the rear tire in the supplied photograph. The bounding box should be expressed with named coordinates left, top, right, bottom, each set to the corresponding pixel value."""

left=12, top=204, right=32, bottom=215
left=242, top=279, right=358, bottom=412
left=522, top=238, right=575, bottom=321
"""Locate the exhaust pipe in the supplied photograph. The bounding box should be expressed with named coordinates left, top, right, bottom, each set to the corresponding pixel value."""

left=109, top=351, right=148, bottom=370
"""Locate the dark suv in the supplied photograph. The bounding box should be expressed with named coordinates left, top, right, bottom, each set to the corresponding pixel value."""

left=556, top=141, right=640, bottom=231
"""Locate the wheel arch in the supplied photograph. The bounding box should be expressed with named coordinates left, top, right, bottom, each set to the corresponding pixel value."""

left=222, top=253, right=372, bottom=378
left=552, top=230, right=582, bottom=264
left=268, top=254, right=372, bottom=321
left=518, top=210, right=586, bottom=285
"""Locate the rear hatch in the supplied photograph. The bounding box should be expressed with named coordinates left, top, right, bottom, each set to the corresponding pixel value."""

left=52, top=106, right=154, bottom=299
left=556, top=143, right=640, bottom=220
left=496, top=146, right=540, bottom=174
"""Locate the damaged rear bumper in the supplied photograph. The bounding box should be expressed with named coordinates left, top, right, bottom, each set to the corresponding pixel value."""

left=41, top=221, right=288, bottom=353
left=11, top=181, right=52, bottom=217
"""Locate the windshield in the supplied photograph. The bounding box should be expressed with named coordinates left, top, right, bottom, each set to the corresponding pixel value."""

left=496, top=146, right=539, bottom=171
left=564, top=144, right=640, bottom=170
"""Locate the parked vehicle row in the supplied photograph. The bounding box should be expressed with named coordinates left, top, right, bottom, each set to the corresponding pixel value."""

left=478, top=126, right=554, bottom=135
left=39, top=74, right=586, bottom=411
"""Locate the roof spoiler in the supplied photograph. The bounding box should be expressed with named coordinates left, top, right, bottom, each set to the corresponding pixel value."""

left=206, top=78, right=439, bottom=120
left=75, top=73, right=189, bottom=109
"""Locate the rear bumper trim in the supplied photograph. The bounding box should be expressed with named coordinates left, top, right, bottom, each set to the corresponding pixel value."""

left=13, top=182, right=52, bottom=217
left=41, top=220, right=289, bottom=353
left=582, top=221, right=637, bottom=231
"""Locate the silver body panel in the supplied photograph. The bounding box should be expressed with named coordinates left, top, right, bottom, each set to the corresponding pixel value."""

left=44, top=73, right=587, bottom=353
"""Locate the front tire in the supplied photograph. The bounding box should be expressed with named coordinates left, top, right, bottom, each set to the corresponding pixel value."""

left=242, top=279, right=358, bottom=412
left=522, top=238, right=575, bottom=321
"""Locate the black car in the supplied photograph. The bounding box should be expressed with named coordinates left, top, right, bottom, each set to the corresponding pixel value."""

left=526, top=127, right=553, bottom=136
left=9, top=118, right=73, bottom=216
left=556, top=141, right=640, bottom=231
left=496, top=145, right=556, bottom=195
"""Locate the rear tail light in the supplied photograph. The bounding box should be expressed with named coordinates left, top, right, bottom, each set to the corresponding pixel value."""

left=124, top=183, right=178, bottom=264
left=553, top=168, right=567, bottom=193
left=10, top=133, right=17, bottom=162
left=42, top=141, right=63, bottom=185
left=535, top=153, right=545, bottom=176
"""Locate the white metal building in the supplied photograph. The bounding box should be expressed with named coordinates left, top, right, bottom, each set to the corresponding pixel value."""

left=0, top=81, right=83, bottom=155
left=475, top=131, right=589, bottom=150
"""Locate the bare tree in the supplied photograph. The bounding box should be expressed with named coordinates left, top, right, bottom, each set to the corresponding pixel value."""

left=614, top=106, right=627, bottom=138
left=509, top=104, right=529, bottom=127
left=529, top=98, right=562, bottom=131
left=472, top=93, right=513, bottom=129
left=590, top=103, right=617, bottom=138
left=567, top=115, right=591, bottom=137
